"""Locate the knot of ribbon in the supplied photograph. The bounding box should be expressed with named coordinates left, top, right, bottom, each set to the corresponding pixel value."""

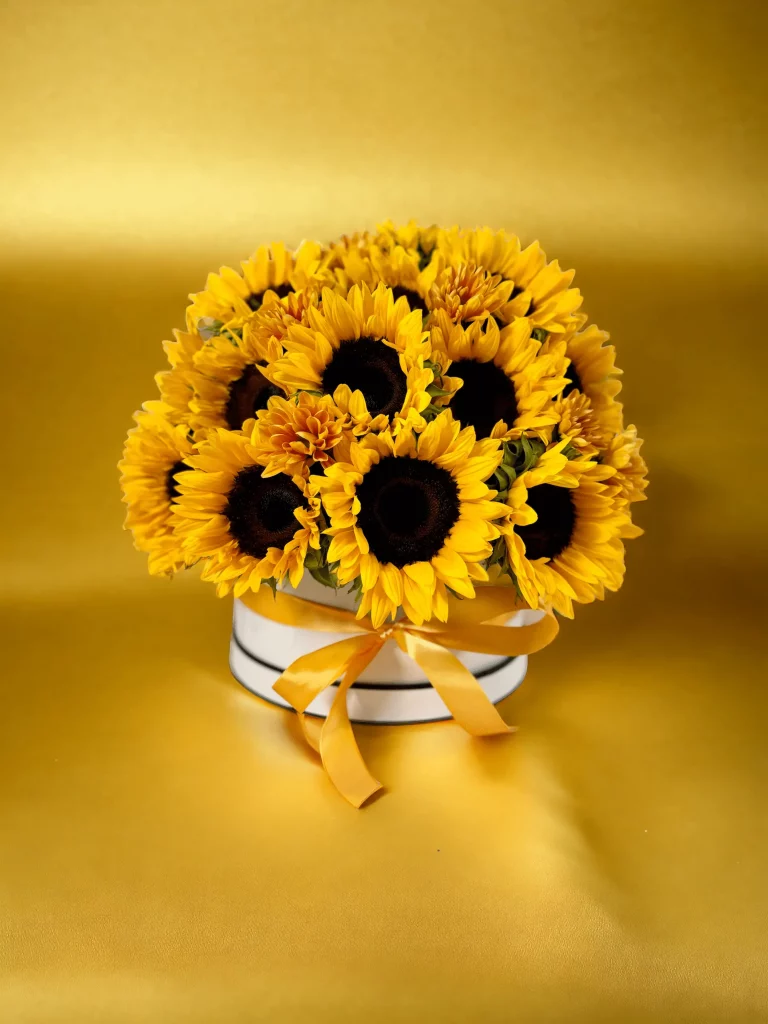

left=239, top=587, right=559, bottom=807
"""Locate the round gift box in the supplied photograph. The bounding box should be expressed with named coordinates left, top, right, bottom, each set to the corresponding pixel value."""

left=230, top=576, right=543, bottom=725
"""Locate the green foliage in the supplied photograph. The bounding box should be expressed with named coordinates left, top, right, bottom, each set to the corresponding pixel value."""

left=305, top=534, right=339, bottom=589
left=487, top=536, right=507, bottom=567
left=308, top=564, right=339, bottom=589
left=198, top=317, right=225, bottom=340
left=491, top=436, right=546, bottom=498
left=530, top=327, right=548, bottom=342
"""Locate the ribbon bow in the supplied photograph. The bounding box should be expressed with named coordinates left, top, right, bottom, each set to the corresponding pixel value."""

left=239, top=587, right=559, bottom=807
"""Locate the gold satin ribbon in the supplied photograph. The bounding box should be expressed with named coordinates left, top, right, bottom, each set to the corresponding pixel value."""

left=239, top=588, right=559, bottom=807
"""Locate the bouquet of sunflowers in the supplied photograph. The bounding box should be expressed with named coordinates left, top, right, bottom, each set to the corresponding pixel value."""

left=120, top=222, right=646, bottom=628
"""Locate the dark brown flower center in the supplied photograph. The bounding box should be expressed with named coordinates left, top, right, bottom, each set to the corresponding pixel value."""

left=356, top=456, right=460, bottom=567
left=390, top=285, right=428, bottom=315
left=247, top=282, right=293, bottom=311
left=226, top=364, right=282, bottom=429
left=166, top=460, right=188, bottom=501
left=561, top=360, right=583, bottom=397
left=517, top=483, right=575, bottom=561
left=447, top=359, right=518, bottom=439
left=321, top=337, right=407, bottom=418
left=224, top=465, right=307, bottom=559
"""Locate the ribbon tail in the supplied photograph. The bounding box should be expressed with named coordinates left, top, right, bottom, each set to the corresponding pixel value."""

left=297, top=712, right=322, bottom=754
left=401, top=631, right=512, bottom=737
left=320, top=639, right=384, bottom=808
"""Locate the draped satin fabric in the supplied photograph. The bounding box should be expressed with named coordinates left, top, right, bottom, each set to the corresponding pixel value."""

left=1, top=2, right=766, bottom=1021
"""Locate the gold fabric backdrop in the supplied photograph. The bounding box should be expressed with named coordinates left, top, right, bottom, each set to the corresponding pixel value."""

left=1, top=2, right=766, bottom=1021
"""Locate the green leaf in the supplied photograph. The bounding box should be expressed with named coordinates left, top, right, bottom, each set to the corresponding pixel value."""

left=531, top=327, right=548, bottom=342
left=422, top=402, right=445, bottom=422
left=309, top=564, right=338, bottom=589
left=426, top=383, right=454, bottom=399
left=487, top=536, right=507, bottom=567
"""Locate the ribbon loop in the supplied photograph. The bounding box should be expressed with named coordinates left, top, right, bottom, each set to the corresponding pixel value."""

left=240, top=587, right=558, bottom=807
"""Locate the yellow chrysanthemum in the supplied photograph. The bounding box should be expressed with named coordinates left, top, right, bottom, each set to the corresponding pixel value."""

left=154, top=328, right=203, bottom=427
left=428, top=263, right=514, bottom=324
left=186, top=240, right=331, bottom=330
left=440, top=227, right=584, bottom=334
left=429, top=311, right=568, bottom=440
left=249, top=392, right=345, bottom=478
left=311, top=411, right=507, bottom=628
left=186, top=291, right=317, bottom=439
left=264, top=283, right=435, bottom=435
left=119, top=403, right=196, bottom=576
left=173, top=428, right=321, bottom=597
left=542, top=323, right=623, bottom=437
left=501, top=443, right=632, bottom=617
left=550, top=390, right=605, bottom=458
left=601, top=424, right=649, bottom=515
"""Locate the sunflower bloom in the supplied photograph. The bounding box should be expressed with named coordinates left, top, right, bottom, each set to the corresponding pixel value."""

left=375, top=219, right=442, bottom=266
left=186, top=240, right=331, bottom=330
left=173, top=428, right=320, bottom=597
left=186, top=291, right=318, bottom=438
left=264, top=283, right=435, bottom=433
left=333, top=237, right=442, bottom=319
left=119, top=403, right=196, bottom=576
left=249, top=392, right=345, bottom=478
left=542, top=323, right=623, bottom=437
left=154, top=329, right=203, bottom=427
left=430, top=312, right=568, bottom=439
left=311, top=411, right=507, bottom=628
left=501, top=443, right=632, bottom=617
left=440, top=227, right=584, bottom=334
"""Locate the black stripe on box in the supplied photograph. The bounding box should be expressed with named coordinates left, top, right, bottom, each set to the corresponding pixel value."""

left=228, top=648, right=525, bottom=727
left=230, top=627, right=515, bottom=690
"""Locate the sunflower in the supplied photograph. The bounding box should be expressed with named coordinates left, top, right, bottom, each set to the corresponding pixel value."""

left=439, top=227, right=584, bottom=334
left=542, top=323, right=623, bottom=437
left=264, top=283, right=438, bottom=435
left=154, top=328, right=203, bottom=427
left=173, top=428, right=321, bottom=597
left=501, top=442, right=632, bottom=617
left=185, top=240, right=331, bottom=331
left=332, top=236, right=443, bottom=319
left=311, top=411, right=507, bottom=628
left=428, top=262, right=514, bottom=324
left=119, top=403, right=196, bottom=576
left=375, top=219, right=442, bottom=267
left=249, top=391, right=345, bottom=478
left=429, top=311, right=568, bottom=440
left=187, top=291, right=316, bottom=438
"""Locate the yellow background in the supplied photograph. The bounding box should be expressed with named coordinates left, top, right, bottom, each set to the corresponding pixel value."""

left=2, top=2, right=766, bottom=1021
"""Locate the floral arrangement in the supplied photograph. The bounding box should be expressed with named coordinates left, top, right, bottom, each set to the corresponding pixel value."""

left=120, top=223, right=647, bottom=629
